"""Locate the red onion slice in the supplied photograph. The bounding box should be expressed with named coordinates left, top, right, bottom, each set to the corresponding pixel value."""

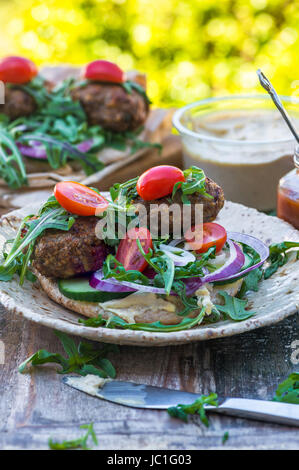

left=17, top=139, right=94, bottom=160
left=184, top=240, right=244, bottom=295
left=202, top=240, right=245, bottom=283
left=221, top=232, right=269, bottom=282
left=17, top=142, right=47, bottom=159
left=159, top=244, right=195, bottom=266
left=89, top=270, right=169, bottom=295
left=90, top=270, right=135, bottom=293
left=90, top=232, right=269, bottom=297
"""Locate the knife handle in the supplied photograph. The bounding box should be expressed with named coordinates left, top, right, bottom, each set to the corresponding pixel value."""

left=209, top=398, right=299, bottom=427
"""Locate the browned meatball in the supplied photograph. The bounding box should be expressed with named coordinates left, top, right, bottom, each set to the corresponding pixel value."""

left=0, top=85, right=36, bottom=120
left=70, top=82, right=149, bottom=132
left=131, top=177, right=225, bottom=236
left=32, top=217, right=108, bottom=279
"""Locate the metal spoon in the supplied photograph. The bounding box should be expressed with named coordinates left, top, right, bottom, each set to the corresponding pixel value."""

left=257, top=69, right=299, bottom=144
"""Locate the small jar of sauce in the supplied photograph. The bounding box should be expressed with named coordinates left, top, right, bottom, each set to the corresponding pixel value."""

left=277, top=146, right=299, bottom=229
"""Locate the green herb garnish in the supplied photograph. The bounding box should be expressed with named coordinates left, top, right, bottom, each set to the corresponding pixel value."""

left=49, top=423, right=98, bottom=450
left=122, top=80, right=152, bottom=104
left=172, top=166, right=213, bottom=203
left=19, top=330, right=118, bottom=377
left=167, top=393, right=218, bottom=426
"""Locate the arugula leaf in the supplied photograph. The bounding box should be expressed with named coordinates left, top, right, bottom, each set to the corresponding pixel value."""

left=168, top=393, right=218, bottom=426
left=18, top=349, right=68, bottom=374
left=103, top=254, right=150, bottom=285
left=273, top=372, right=299, bottom=404
left=18, top=133, right=104, bottom=176
left=222, top=431, right=229, bottom=445
left=2, top=77, right=159, bottom=188
left=237, top=268, right=263, bottom=299
left=18, top=330, right=118, bottom=378
left=79, top=307, right=206, bottom=332
left=172, top=166, right=213, bottom=203
left=121, top=80, right=152, bottom=104
left=102, top=241, right=215, bottom=317
left=215, top=291, right=255, bottom=321
left=0, top=127, right=27, bottom=188
left=49, top=423, right=98, bottom=450
left=264, top=242, right=299, bottom=279
left=0, top=195, right=76, bottom=285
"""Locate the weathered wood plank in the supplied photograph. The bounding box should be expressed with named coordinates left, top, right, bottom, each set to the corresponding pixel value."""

left=0, top=305, right=298, bottom=450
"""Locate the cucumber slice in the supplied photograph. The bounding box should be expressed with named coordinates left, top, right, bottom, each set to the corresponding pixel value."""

left=58, top=277, right=130, bottom=302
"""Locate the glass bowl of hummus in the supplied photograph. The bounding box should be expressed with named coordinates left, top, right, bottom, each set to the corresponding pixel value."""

left=173, top=95, right=299, bottom=210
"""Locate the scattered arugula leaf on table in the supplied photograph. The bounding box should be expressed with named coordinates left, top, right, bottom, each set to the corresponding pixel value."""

left=167, top=393, right=218, bottom=427
left=49, top=423, right=98, bottom=450
left=222, top=431, right=229, bottom=445
left=19, top=330, right=118, bottom=378
left=273, top=372, right=299, bottom=404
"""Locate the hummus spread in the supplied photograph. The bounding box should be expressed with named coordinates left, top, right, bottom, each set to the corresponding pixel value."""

left=99, top=292, right=177, bottom=324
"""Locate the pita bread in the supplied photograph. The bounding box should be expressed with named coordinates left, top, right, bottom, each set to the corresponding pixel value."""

left=0, top=200, right=298, bottom=346
left=34, top=270, right=243, bottom=325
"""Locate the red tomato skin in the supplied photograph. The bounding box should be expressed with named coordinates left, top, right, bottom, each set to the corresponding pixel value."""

left=54, top=181, right=109, bottom=216
left=116, top=227, right=153, bottom=272
left=136, top=166, right=185, bottom=201
left=0, top=56, right=37, bottom=84
left=83, top=60, right=125, bottom=84
left=185, top=222, right=227, bottom=254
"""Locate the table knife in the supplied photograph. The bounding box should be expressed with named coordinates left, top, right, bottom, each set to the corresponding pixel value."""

left=63, top=376, right=299, bottom=427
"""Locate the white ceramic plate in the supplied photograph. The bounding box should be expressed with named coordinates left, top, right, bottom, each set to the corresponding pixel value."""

left=0, top=201, right=298, bottom=346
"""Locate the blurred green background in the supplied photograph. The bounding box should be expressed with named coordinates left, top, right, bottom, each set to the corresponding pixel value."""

left=0, top=0, right=298, bottom=105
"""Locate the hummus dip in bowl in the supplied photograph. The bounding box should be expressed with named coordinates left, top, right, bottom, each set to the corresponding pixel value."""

left=173, top=95, right=299, bottom=211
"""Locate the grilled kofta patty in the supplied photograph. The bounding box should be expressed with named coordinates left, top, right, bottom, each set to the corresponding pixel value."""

left=70, top=82, right=149, bottom=132
left=32, top=217, right=108, bottom=279
left=0, top=85, right=36, bottom=120
left=131, top=177, right=225, bottom=235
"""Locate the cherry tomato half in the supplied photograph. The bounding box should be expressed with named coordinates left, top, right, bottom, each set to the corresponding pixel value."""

left=116, top=227, right=153, bottom=272
left=136, top=165, right=185, bottom=201
left=0, top=56, right=37, bottom=84
left=185, top=222, right=227, bottom=254
left=54, top=181, right=109, bottom=216
left=83, top=60, right=125, bottom=84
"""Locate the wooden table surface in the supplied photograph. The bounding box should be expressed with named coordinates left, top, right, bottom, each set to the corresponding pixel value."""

left=0, top=303, right=298, bottom=450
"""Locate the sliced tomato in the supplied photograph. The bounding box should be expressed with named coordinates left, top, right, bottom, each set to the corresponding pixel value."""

left=83, top=60, right=125, bottom=84
left=185, top=222, right=227, bottom=254
left=0, top=56, right=37, bottom=84
left=54, top=181, right=109, bottom=216
left=136, top=165, right=185, bottom=201
left=116, top=227, right=153, bottom=272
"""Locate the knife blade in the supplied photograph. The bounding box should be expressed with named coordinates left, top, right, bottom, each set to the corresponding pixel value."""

left=63, top=376, right=299, bottom=427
